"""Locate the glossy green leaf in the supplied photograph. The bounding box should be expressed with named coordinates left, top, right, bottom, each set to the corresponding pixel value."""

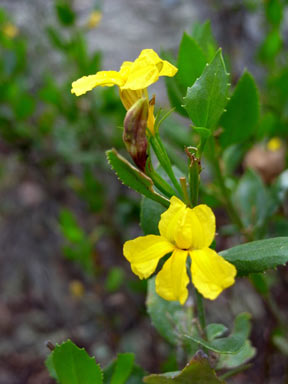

left=177, top=33, right=207, bottom=88
left=106, top=149, right=169, bottom=208
left=183, top=50, right=229, bottom=130
left=144, top=352, right=225, bottom=384
left=111, top=353, right=135, bottom=384
left=185, top=313, right=251, bottom=354
left=46, top=340, right=103, bottom=384
left=219, top=71, right=259, bottom=148
left=216, top=340, right=256, bottom=369
left=220, top=237, right=288, bottom=276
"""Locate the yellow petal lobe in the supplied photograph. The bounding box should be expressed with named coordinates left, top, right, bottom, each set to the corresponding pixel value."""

left=156, top=249, right=189, bottom=304
left=71, top=71, right=124, bottom=96
left=191, top=204, right=216, bottom=248
left=159, top=59, right=178, bottom=77
left=190, top=248, right=236, bottom=300
left=158, top=196, right=186, bottom=243
left=123, top=235, right=174, bottom=279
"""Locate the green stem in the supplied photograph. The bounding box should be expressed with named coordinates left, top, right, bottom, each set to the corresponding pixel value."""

left=195, top=289, right=207, bottom=338
left=180, top=177, right=191, bottom=206
left=146, top=166, right=176, bottom=198
left=150, top=134, right=183, bottom=197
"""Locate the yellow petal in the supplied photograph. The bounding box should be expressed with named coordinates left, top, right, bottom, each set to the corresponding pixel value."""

left=119, top=89, right=144, bottom=110
left=71, top=71, right=124, bottom=96
left=86, top=11, right=102, bottom=29
left=190, top=248, right=236, bottom=300
left=159, top=59, right=178, bottom=77
left=158, top=196, right=186, bottom=243
left=137, top=49, right=177, bottom=77
left=121, top=62, right=159, bottom=90
left=155, top=249, right=189, bottom=304
left=191, top=204, right=216, bottom=248
left=121, top=49, right=177, bottom=90
left=123, top=235, right=174, bottom=279
left=119, top=61, right=133, bottom=80
left=159, top=197, right=216, bottom=250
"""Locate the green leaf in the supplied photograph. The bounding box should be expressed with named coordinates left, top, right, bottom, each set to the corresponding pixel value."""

left=233, top=169, right=276, bottom=231
left=140, top=197, right=165, bottom=235
left=206, top=324, right=228, bottom=341
left=165, top=75, right=187, bottom=117
left=105, top=267, right=125, bottom=293
left=106, top=149, right=169, bottom=208
left=55, top=1, right=76, bottom=26
left=272, top=334, right=288, bottom=356
left=46, top=26, right=68, bottom=50
left=45, top=353, right=58, bottom=380
left=59, top=209, right=86, bottom=243
left=185, top=313, right=251, bottom=354
left=216, top=340, right=256, bottom=369
left=191, top=21, right=217, bottom=61
left=144, top=352, right=225, bottom=384
left=220, top=237, right=288, bottom=276
left=219, top=71, right=259, bottom=148
left=46, top=340, right=103, bottom=384
left=146, top=277, right=190, bottom=346
left=183, top=50, right=229, bottom=130
left=222, top=143, right=248, bottom=176
left=13, top=93, right=35, bottom=120
left=259, top=30, right=282, bottom=62
left=162, top=118, right=193, bottom=148
left=111, top=353, right=135, bottom=384
left=103, top=355, right=145, bottom=384
left=265, top=0, right=283, bottom=26
left=177, top=33, right=207, bottom=88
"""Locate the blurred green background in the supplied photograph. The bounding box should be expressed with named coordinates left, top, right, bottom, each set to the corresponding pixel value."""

left=0, top=0, right=288, bottom=383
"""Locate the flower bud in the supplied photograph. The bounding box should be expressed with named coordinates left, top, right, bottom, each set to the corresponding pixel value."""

left=123, top=98, right=148, bottom=171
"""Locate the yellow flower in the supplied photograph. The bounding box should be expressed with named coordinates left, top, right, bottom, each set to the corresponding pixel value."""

left=71, top=49, right=177, bottom=129
left=123, top=196, right=236, bottom=304
left=3, top=22, right=18, bottom=39
left=86, top=10, right=102, bottom=29
left=267, top=137, right=282, bottom=152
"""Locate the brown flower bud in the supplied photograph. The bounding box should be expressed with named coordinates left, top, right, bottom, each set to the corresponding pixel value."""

left=123, top=98, right=148, bottom=171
